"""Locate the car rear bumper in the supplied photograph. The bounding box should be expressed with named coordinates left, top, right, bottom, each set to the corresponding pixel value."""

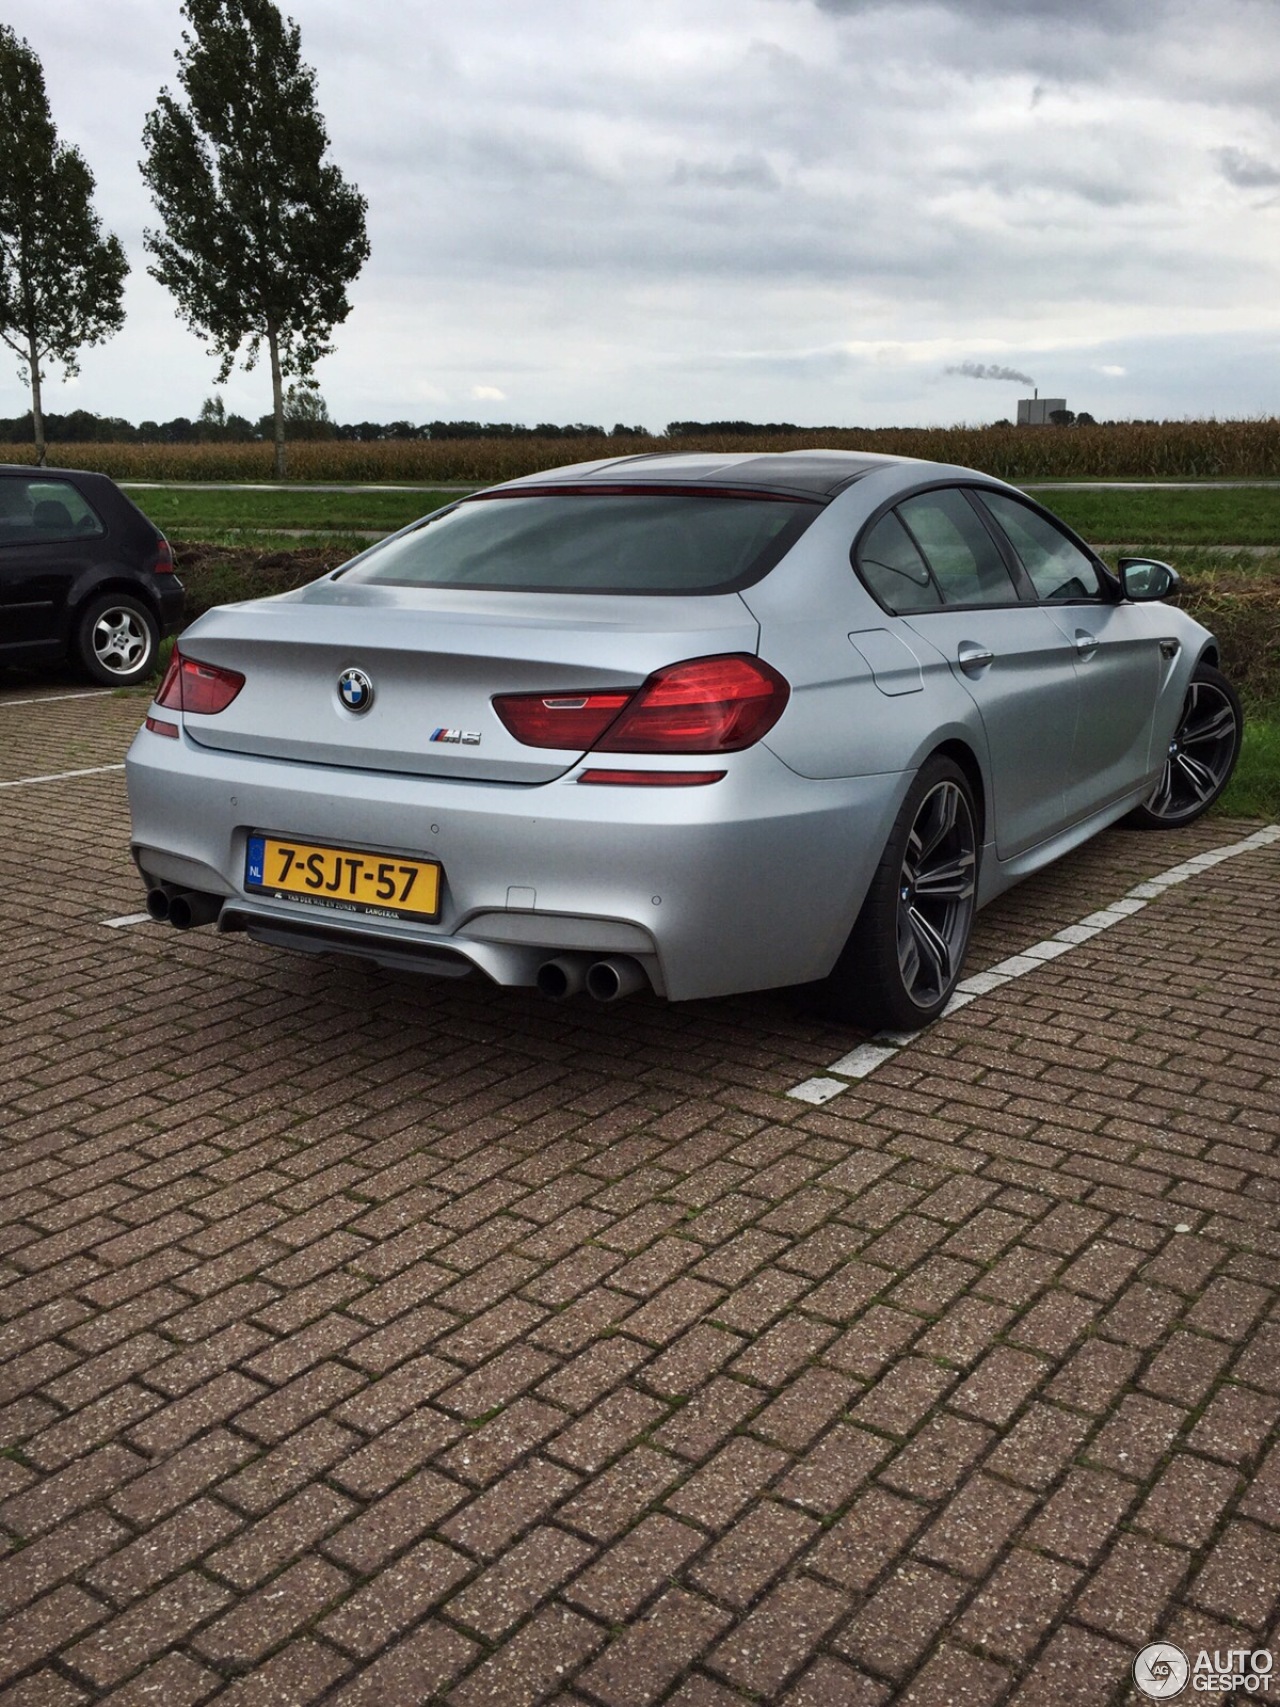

left=125, top=723, right=911, bottom=1001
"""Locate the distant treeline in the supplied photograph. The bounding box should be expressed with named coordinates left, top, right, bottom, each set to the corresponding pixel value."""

left=0, top=410, right=1141, bottom=447
left=0, top=408, right=660, bottom=445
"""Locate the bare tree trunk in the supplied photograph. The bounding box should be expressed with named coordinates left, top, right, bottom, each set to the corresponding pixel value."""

left=28, top=331, right=45, bottom=468
left=267, top=323, right=286, bottom=479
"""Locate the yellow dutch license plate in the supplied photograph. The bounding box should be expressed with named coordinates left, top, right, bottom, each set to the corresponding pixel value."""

left=245, top=834, right=441, bottom=922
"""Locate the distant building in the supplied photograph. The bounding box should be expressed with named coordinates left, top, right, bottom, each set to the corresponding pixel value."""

left=1017, top=395, right=1067, bottom=426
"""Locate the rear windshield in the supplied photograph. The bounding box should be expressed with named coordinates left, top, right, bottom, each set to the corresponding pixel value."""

left=340, top=491, right=821, bottom=595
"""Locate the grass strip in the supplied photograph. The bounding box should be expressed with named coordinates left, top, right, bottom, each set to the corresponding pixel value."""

left=131, top=486, right=458, bottom=535
left=1037, top=485, right=1280, bottom=547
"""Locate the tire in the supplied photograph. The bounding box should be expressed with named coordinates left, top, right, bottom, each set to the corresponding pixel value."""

left=75, top=594, right=160, bottom=686
left=819, top=755, right=979, bottom=1031
left=1124, top=662, right=1242, bottom=830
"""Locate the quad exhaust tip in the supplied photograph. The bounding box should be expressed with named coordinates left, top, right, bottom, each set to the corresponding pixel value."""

left=585, top=956, right=648, bottom=1003
left=147, top=888, right=224, bottom=930
left=537, top=954, right=648, bottom=1003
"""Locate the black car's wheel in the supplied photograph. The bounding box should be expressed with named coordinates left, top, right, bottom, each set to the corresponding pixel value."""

left=1124, top=662, right=1242, bottom=830
left=75, top=594, right=160, bottom=686
left=820, top=755, right=979, bottom=1031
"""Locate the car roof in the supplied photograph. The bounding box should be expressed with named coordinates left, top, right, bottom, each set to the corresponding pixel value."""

left=494, top=448, right=929, bottom=501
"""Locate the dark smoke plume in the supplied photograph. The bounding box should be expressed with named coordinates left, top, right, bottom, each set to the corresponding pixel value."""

left=946, top=361, right=1035, bottom=384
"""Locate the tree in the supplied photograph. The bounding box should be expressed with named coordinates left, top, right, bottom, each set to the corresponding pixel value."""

left=0, top=26, right=128, bottom=466
left=283, top=380, right=333, bottom=439
left=141, top=0, right=368, bottom=477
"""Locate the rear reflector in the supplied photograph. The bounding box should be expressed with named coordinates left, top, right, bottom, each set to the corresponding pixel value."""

left=578, top=769, right=726, bottom=786
left=495, top=655, right=788, bottom=755
left=155, top=649, right=245, bottom=716
left=145, top=716, right=179, bottom=739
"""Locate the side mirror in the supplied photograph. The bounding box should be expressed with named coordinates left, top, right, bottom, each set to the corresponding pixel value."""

left=1119, top=557, right=1179, bottom=601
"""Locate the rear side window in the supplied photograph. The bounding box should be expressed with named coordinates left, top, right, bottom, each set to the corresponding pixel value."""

left=897, top=489, right=1021, bottom=607
left=341, top=491, right=820, bottom=595
left=0, top=478, right=104, bottom=546
left=977, top=492, right=1104, bottom=602
left=856, top=512, right=942, bottom=613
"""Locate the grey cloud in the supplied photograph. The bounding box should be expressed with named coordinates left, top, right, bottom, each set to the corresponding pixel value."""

left=946, top=362, right=1035, bottom=384
left=1215, top=146, right=1280, bottom=188
left=812, top=0, right=1161, bottom=24
left=670, top=154, right=782, bottom=192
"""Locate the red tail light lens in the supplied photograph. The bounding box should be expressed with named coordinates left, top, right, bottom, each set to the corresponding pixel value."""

left=597, top=656, right=789, bottom=753
left=154, top=649, right=245, bottom=715
left=495, top=656, right=788, bottom=754
left=152, top=538, right=175, bottom=574
left=493, top=690, right=631, bottom=749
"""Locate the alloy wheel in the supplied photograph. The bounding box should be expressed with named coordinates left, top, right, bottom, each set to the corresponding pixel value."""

left=92, top=606, right=153, bottom=676
left=1145, top=678, right=1239, bottom=822
left=895, top=779, right=977, bottom=1010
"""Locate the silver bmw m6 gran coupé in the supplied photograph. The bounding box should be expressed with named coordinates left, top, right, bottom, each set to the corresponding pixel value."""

left=126, top=450, right=1241, bottom=1031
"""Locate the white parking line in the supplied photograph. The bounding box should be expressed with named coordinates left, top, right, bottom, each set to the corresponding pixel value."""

left=0, top=691, right=115, bottom=709
left=0, top=763, right=126, bottom=790
left=786, top=822, right=1280, bottom=1102
left=102, top=913, right=153, bottom=929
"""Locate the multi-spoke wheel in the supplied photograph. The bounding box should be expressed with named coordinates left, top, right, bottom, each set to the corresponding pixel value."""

left=819, top=754, right=979, bottom=1031
left=75, top=594, right=160, bottom=686
left=1125, top=662, right=1242, bottom=830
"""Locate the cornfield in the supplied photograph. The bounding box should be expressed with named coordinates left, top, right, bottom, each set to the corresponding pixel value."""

left=8, top=418, right=1280, bottom=483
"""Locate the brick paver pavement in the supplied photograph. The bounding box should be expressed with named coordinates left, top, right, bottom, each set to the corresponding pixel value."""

left=1, top=678, right=1277, bottom=1704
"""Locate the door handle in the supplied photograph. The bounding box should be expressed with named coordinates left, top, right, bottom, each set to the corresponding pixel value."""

left=956, top=642, right=995, bottom=676
left=1073, top=631, right=1098, bottom=656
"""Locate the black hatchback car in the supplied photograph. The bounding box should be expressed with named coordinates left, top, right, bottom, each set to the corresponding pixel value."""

left=0, top=465, right=184, bottom=685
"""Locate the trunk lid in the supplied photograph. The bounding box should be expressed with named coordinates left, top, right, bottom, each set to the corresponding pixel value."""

left=175, top=579, right=761, bottom=784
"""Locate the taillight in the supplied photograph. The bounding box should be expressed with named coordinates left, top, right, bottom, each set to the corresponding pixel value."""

left=154, top=648, right=245, bottom=715
left=493, top=690, right=632, bottom=749
left=598, top=656, right=788, bottom=753
left=494, top=656, right=788, bottom=754
left=152, top=537, right=175, bottom=574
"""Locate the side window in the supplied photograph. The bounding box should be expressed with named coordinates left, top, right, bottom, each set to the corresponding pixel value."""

left=978, top=492, right=1103, bottom=602
left=0, top=479, right=104, bottom=547
left=855, top=511, right=942, bottom=613
left=897, top=488, right=1021, bottom=607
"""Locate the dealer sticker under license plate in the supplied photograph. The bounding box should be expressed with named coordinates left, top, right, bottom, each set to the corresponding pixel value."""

left=245, top=835, right=441, bottom=922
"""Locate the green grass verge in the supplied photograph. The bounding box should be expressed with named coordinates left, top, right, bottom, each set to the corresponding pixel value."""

left=127, top=479, right=1280, bottom=550
left=1029, top=484, right=1280, bottom=547
left=126, top=486, right=460, bottom=535
left=1218, top=708, right=1280, bottom=820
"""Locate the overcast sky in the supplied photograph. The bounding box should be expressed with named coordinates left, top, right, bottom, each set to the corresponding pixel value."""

left=6, top=0, right=1279, bottom=430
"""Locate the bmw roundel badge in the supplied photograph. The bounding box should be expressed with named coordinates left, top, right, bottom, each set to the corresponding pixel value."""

left=338, top=667, right=375, bottom=714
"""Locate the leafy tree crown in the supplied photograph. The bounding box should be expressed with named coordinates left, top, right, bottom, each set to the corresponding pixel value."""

left=0, top=24, right=127, bottom=380
left=141, top=0, right=369, bottom=383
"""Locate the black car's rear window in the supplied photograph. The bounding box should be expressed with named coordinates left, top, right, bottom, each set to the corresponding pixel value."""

left=340, top=490, right=821, bottom=595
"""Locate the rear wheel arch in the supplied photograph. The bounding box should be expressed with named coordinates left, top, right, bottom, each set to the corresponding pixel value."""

left=932, top=737, right=987, bottom=849
left=66, top=572, right=164, bottom=634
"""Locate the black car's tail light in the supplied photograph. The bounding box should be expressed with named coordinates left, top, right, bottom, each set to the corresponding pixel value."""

left=155, top=649, right=245, bottom=715
left=494, top=655, right=789, bottom=755
left=152, top=538, right=175, bottom=574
